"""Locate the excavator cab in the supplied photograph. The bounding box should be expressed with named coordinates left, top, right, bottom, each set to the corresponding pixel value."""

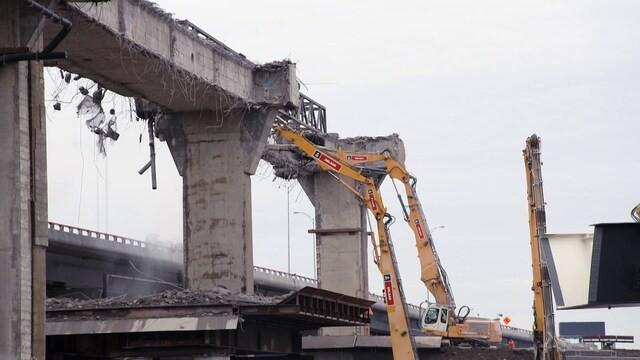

left=420, top=304, right=449, bottom=334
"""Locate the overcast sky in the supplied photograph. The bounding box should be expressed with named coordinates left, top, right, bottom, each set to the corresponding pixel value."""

left=46, top=0, right=639, bottom=343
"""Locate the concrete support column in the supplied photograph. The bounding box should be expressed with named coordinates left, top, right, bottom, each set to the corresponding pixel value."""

left=296, top=134, right=405, bottom=336
left=300, top=174, right=368, bottom=337
left=175, top=107, right=277, bottom=293
left=0, top=1, right=48, bottom=358
left=300, top=174, right=369, bottom=298
left=297, top=134, right=405, bottom=300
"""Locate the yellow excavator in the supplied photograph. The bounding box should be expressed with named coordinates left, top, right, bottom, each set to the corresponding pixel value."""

left=523, top=134, right=561, bottom=360
left=273, top=119, right=501, bottom=359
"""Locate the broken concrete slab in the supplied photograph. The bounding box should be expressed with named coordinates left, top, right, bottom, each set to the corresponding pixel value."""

left=45, top=0, right=299, bottom=112
left=263, top=132, right=405, bottom=179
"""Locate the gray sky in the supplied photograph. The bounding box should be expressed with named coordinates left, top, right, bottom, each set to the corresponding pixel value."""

left=46, top=0, right=640, bottom=343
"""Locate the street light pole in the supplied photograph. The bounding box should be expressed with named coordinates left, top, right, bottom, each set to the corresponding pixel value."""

left=287, top=189, right=291, bottom=274
left=294, top=211, right=316, bottom=279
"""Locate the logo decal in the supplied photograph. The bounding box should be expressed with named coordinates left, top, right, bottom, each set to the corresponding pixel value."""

left=368, top=189, right=378, bottom=211
left=314, top=151, right=342, bottom=171
left=415, top=219, right=425, bottom=239
left=384, top=274, right=395, bottom=305
left=347, top=155, right=368, bottom=162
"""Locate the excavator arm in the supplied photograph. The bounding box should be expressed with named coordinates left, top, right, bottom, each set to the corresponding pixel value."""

left=273, top=121, right=500, bottom=347
left=339, top=151, right=498, bottom=341
left=384, top=160, right=455, bottom=309
left=337, top=152, right=455, bottom=308
left=273, top=121, right=419, bottom=360
left=523, top=135, right=559, bottom=360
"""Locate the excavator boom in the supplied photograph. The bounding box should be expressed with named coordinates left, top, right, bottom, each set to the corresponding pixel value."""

left=273, top=121, right=419, bottom=360
left=523, top=135, right=559, bottom=360
left=338, top=152, right=454, bottom=308
left=385, top=160, right=455, bottom=309
left=273, top=120, right=501, bottom=355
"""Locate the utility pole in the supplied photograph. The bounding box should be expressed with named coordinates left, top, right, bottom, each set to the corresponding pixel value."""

left=287, top=187, right=291, bottom=274
left=294, top=211, right=316, bottom=279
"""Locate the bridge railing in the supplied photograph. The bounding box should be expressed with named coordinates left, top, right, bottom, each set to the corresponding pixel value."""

left=277, top=93, right=327, bottom=133
left=254, top=265, right=318, bottom=286
left=501, top=324, right=533, bottom=336
left=368, top=293, right=422, bottom=314
left=47, top=223, right=533, bottom=338
left=48, top=222, right=179, bottom=254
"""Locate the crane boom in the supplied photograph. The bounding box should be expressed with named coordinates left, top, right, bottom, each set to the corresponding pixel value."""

left=523, top=134, right=559, bottom=360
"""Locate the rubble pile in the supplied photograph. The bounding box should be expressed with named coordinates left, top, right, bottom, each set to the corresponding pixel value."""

left=47, top=288, right=290, bottom=310
left=423, top=348, right=533, bottom=360
left=262, top=148, right=318, bottom=179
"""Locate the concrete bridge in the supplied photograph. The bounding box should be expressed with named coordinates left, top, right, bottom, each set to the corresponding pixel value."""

left=2, top=0, right=299, bottom=357
left=2, top=0, right=530, bottom=357
left=47, top=221, right=534, bottom=348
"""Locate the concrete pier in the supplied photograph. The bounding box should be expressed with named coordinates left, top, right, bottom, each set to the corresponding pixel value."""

left=264, top=131, right=405, bottom=310
left=0, top=1, right=48, bottom=358
left=33, top=0, right=299, bottom=296
left=301, top=173, right=369, bottom=298
left=176, top=108, right=278, bottom=293
left=297, top=134, right=405, bottom=335
left=305, top=134, right=405, bottom=297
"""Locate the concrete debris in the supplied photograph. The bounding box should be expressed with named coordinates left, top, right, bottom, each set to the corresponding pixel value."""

left=425, top=348, right=640, bottom=359
left=262, top=132, right=405, bottom=179
left=135, top=0, right=175, bottom=22
left=262, top=146, right=318, bottom=179
left=255, top=60, right=294, bottom=72
left=77, top=94, right=105, bottom=130
left=77, top=87, right=120, bottom=154
left=422, top=348, right=533, bottom=359
left=47, top=288, right=290, bottom=310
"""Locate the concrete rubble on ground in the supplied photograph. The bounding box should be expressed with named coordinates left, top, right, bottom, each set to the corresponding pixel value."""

left=422, top=348, right=533, bottom=360
left=47, top=288, right=290, bottom=310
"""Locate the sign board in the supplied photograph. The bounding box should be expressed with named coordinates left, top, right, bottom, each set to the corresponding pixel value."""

left=559, top=322, right=605, bottom=337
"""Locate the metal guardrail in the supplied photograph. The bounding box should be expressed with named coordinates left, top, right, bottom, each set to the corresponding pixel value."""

left=502, top=325, right=534, bottom=336
left=278, top=93, right=327, bottom=133
left=369, top=293, right=422, bottom=313
left=298, top=93, right=327, bottom=133
left=254, top=265, right=317, bottom=286
left=47, top=222, right=177, bottom=253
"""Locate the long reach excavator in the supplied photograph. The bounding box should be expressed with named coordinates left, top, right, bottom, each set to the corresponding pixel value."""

left=272, top=119, right=501, bottom=359
left=523, top=135, right=561, bottom=360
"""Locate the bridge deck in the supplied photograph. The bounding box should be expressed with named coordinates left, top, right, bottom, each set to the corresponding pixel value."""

left=46, top=222, right=533, bottom=346
left=45, top=0, right=297, bottom=111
